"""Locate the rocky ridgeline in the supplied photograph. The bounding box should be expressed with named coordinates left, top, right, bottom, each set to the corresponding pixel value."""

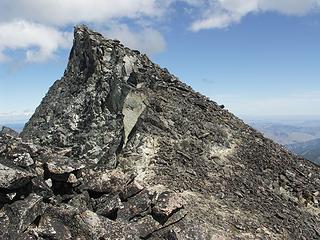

left=1, top=26, right=319, bottom=239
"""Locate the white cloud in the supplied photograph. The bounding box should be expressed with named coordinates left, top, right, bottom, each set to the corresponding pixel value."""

left=259, top=0, right=319, bottom=15
left=0, top=20, right=72, bottom=62
left=105, top=25, right=166, bottom=55
left=0, top=0, right=320, bottom=62
left=0, top=111, right=34, bottom=117
left=0, top=0, right=171, bottom=26
left=0, top=110, right=34, bottom=123
left=189, top=0, right=320, bottom=31
left=0, top=0, right=171, bottom=62
left=191, top=13, right=240, bottom=30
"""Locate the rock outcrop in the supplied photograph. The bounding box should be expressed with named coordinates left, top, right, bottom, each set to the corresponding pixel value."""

left=0, top=25, right=319, bottom=239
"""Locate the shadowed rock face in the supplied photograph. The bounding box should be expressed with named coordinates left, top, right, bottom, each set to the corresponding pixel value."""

left=0, top=25, right=319, bottom=239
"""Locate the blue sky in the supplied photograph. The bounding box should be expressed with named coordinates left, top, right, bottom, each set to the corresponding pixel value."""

left=1, top=0, right=320, bottom=124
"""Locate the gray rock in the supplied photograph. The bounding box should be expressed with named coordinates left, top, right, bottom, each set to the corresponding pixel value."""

left=13, top=153, right=34, bottom=167
left=0, top=162, right=34, bottom=190
left=0, top=126, right=19, bottom=137
left=118, top=190, right=151, bottom=221
left=68, top=191, right=94, bottom=212
left=82, top=169, right=130, bottom=194
left=95, top=194, right=123, bottom=219
left=0, top=25, right=317, bottom=239
left=36, top=214, right=73, bottom=240
left=0, top=194, right=46, bottom=237
left=45, top=154, right=85, bottom=176
left=152, top=191, right=184, bottom=223
left=120, top=179, right=144, bottom=201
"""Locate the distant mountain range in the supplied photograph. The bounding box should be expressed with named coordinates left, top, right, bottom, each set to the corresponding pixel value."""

left=250, top=120, right=320, bottom=165
left=250, top=121, right=320, bottom=145
left=287, top=138, right=320, bottom=165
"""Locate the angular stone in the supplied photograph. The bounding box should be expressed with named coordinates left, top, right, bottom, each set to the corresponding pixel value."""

left=82, top=169, right=130, bottom=194
left=0, top=162, right=34, bottom=190
left=36, top=214, right=73, bottom=240
left=13, top=152, right=34, bottom=167
left=118, top=190, right=151, bottom=221
left=135, top=215, right=161, bottom=238
left=45, top=155, right=85, bottom=175
left=120, top=179, right=144, bottom=201
left=67, top=173, right=78, bottom=183
left=152, top=191, right=183, bottom=223
left=68, top=192, right=94, bottom=212
left=1, top=194, right=46, bottom=236
left=77, top=210, right=139, bottom=239
left=0, top=126, right=19, bottom=137
left=95, top=194, right=123, bottom=219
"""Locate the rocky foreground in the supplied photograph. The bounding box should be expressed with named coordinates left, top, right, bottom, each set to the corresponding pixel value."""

left=1, top=26, right=320, bottom=239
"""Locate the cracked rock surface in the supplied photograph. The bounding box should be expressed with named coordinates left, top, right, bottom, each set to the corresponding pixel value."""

left=0, top=25, right=319, bottom=239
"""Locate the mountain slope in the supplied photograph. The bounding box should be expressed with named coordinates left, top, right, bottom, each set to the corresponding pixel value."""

left=0, top=26, right=319, bottom=239
left=287, top=138, right=320, bottom=165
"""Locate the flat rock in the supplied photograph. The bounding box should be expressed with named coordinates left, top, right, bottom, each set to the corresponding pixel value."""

left=45, top=154, right=85, bottom=175
left=82, top=169, right=130, bottom=194
left=120, top=179, right=144, bottom=200
left=0, top=162, right=34, bottom=190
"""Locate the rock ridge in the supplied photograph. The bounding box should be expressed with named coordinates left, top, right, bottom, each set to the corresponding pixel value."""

left=0, top=25, right=319, bottom=239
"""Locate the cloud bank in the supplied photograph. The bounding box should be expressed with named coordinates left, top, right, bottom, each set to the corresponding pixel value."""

left=0, top=0, right=170, bottom=26
left=0, top=0, right=320, bottom=61
left=0, top=110, right=34, bottom=123
left=0, top=21, right=72, bottom=62
left=190, top=0, right=320, bottom=31
left=0, top=0, right=170, bottom=62
left=106, top=25, right=166, bottom=55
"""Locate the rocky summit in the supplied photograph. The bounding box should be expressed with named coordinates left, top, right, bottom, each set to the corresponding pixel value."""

left=1, top=25, right=319, bottom=240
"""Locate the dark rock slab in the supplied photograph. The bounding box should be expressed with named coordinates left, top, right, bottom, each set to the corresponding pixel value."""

left=82, top=169, right=130, bottom=194
left=0, top=194, right=46, bottom=237
left=120, top=179, right=144, bottom=201
left=95, top=194, right=123, bottom=219
left=0, top=126, right=19, bottom=137
left=0, top=162, right=34, bottom=190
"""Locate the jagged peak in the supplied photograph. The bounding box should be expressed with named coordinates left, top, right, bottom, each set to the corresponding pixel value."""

left=74, top=24, right=89, bottom=32
left=73, top=25, right=104, bottom=41
left=72, top=25, right=144, bottom=58
left=22, top=24, right=168, bottom=152
left=67, top=25, right=112, bottom=76
left=65, top=25, right=157, bottom=82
